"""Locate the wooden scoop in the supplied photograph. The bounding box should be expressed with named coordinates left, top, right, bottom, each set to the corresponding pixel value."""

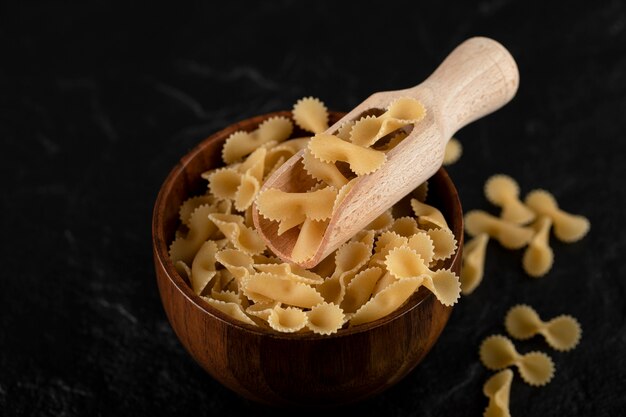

left=253, top=37, right=519, bottom=268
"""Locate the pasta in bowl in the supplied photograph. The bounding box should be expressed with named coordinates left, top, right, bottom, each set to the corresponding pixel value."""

left=152, top=108, right=463, bottom=406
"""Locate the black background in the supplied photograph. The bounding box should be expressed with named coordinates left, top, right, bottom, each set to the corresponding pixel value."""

left=2, top=1, right=625, bottom=416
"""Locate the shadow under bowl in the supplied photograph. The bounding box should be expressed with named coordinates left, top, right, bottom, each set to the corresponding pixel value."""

left=152, top=111, right=464, bottom=407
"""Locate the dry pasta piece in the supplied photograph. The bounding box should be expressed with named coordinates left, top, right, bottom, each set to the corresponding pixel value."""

left=479, top=335, right=555, bottom=386
left=389, top=216, right=420, bottom=237
left=302, top=148, right=350, bottom=188
left=253, top=262, right=324, bottom=285
left=252, top=254, right=281, bottom=264
left=215, top=249, right=254, bottom=282
left=208, top=213, right=266, bottom=255
left=349, top=115, right=404, bottom=148
left=243, top=272, right=324, bottom=308
left=268, top=305, right=308, bottom=333
left=350, top=98, right=426, bottom=147
left=427, top=227, right=458, bottom=261
left=179, top=195, right=214, bottom=226
left=408, top=265, right=459, bottom=306
left=264, top=155, right=286, bottom=180
left=318, top=241, right=372, bottom=304
left=376, top=131, right=408, bottom=152
left=235, top=173, right=260, bottom=211
left=484, top=174, right=536, bottom=225
left=465, top=210, right=534, bottom=250
left=256, top=187, right=337, bottom=224
left=371, top=271, right=398, bottom=296
left=264, top=143, right=297, bottom=174
left=245, top=301, right=279, bottom=321
left=410, top=198, right=448, bottom=229
left=214, top=199, right=233, bottom=215
left=208, top=168, right=241, bottom=200
left=292, top=97, right=329, bottom=134
left=169, top=204, right=219, bottom=264
left=317, top=275, right=344, bottom=304
left=243, top=205, right=255, bottom=228
left=222, top=116, right=293, bottom=163
left=210, top=289, right=241, bottom=305
left=311, top=250, right=337, bottom=278
left=308, top=133, right=386, bottom=176
left=274, top=213, right=307, bottom=236
left=332, top=241, right=372, bottom=284
left=525, top=189, right=590, bottom=243
left=351, top=229, right=376, bottom=249
left=386, top=97, right=427, bottom=122
left=306, top=302, right=345, bottom=335
left=385, top=246, right=460, bottom=306
left=505, top=305, right=582, bottom=351
left=213, top=237, right=231, bottom=250
left=341, top=267, right=384, bottom=313
left=290, top=218, right=329, bottom=263
left=280, top=137, right=310, bottom=152
left=211, top=269, right=234, bottom=293
left=370, top=231, right=408, bottom=267
left=203, top=297, right=257, bottom=326
left=190, top=240, right=218, bottom=294
left=204, top=147, right=265, bottom=211
left=374, top=230, right=407, bottom=254
left=460, top=233, right=489, bottom=295
left=224, top=279, right=239, bottom=293
left=366, top=210, right=394, bottom=233
left=483, top=369, right=513, bottom=417
left=522, top=216, right=554, bottom=277
left=443, top=138, right=462, bottom=166
left=335, top=120, right=355, bottom=141
left=406, top=232, right=435, bottom=265
left=350, top=276, right=424, bottom=326
left=238, top=147, right=266, bottom=181
left=333, top=180, right=356, bottom=213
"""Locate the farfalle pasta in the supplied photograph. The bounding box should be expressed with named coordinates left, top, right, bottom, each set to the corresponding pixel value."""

left=479, top=334, right=555, bottom=386
left=483, top=369, right=513, bottom=417
left=169, top=96, right=459, bottom=335
left=504, top=304, right=582, bottom=351
left=349, top=97, right=425, bottom=147
left=460, top=233, right=489, bottom=295
left=222, top=116, right=293, bottom=163
left=484, top=174, right=535, bottom=225
left=308, top=133, right=387, bottom=176
left=525, top=189, right=590, bottom=242
left=522, top=216, right=554, bottom=277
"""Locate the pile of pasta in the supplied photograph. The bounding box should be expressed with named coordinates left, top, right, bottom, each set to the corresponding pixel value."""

left=460, top=174, right=590, bottom=294
left=169, top=97, right=461, bottom=335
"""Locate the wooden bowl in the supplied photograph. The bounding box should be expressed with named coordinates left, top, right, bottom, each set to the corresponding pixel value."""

left=152, top=111, right=464, bottom=407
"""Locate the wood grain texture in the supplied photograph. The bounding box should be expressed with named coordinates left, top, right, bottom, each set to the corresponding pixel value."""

left=254, top=37, right=518, bottom=268
left=152, top=111, right=464, bottom=406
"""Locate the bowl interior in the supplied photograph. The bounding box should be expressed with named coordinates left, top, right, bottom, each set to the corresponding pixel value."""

left=152, top=111, right=463, bottom=338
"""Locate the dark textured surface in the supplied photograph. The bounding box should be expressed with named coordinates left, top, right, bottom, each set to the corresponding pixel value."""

left=1, top=1, right=625, bottom=415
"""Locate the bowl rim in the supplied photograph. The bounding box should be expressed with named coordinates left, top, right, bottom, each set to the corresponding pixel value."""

left=152, top=110, right=463, bottom=340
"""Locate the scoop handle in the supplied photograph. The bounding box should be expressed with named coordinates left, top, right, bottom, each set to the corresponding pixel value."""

left=416, top=37, right=519, bottom=136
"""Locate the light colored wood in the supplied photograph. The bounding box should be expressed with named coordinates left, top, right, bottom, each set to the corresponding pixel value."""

left=253, top=37, right=519, bottom=268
